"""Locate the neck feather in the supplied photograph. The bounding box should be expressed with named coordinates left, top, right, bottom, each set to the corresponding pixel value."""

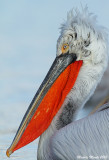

left=37, top=61, right=106, bottom=160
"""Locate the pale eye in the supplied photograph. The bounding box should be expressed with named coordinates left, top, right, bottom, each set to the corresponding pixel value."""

left=61, top=43, right=69, bottom=54
left=64, top=45, right=67, bottom=49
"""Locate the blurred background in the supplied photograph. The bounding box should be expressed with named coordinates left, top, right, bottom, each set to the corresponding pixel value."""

left=0, top=0, right=109, bottom=160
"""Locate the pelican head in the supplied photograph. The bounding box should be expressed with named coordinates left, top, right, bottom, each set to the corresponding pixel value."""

left=57, top=7, right=108, bottom=66
left=6, top=7, right=108, bottom=159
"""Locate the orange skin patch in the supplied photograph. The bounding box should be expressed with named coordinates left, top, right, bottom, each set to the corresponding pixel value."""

left=13, top=60, right=83, bottom=151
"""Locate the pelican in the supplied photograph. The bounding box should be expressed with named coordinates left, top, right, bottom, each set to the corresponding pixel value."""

left=6, top=7, right=109, bottom=160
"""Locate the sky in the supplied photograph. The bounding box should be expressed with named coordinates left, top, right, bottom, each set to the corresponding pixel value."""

left=0, top=0, right=109, bottom=159
left=1, top=0, right=109, bottom=113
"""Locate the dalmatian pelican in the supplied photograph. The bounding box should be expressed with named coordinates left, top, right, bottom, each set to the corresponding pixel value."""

left=6, top=7, right=109, bottom=160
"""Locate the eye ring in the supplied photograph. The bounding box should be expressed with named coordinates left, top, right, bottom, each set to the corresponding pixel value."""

left=61, top=43, right=69, bottom=54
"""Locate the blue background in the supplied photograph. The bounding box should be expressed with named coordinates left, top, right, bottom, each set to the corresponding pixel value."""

left=0, top=1, right=109, bottom=159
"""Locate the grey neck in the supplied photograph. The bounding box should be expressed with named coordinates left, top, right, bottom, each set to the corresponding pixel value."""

left=37, top=62, right=106, bottom=160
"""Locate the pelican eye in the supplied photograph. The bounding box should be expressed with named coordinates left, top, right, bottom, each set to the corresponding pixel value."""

left=61, top=43, right=69, bottom=54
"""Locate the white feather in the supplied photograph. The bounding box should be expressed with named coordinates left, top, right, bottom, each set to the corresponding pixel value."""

left=37, top=7, right=109, bottom=160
